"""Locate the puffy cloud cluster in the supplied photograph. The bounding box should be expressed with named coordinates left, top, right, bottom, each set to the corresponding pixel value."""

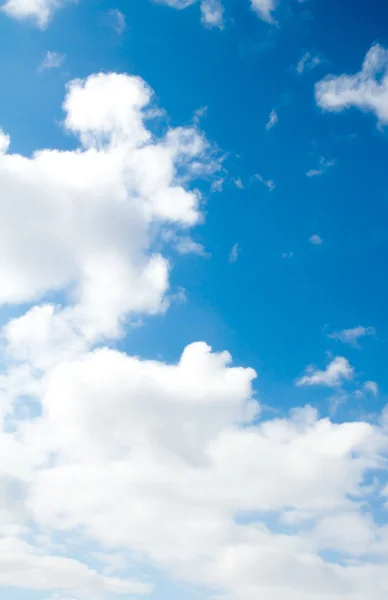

left=1, top=0, right=71, bottom=26
left=0, top=72, right=215, bottom=350
left=1, top=68, right=388, bottom=600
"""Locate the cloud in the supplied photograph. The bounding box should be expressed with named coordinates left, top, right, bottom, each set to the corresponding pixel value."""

left=364, top=381, right=379, bottom=396
left=229, top=242, right=240, bottom=263
left=266, top=109, right=278, bottom=130
left=200, top=0, right=224, bottom=28
left=2, top=62, right=388, bottom=600
left=297, top=356, right=354, bottom=387
left=39, top=51, right=65, bottom=70
left=315, top=44, right=388, bottom=125
left=309, top=234, right=323, bottom=245
left=1, top=0, right=73, bottom=27
left=0, top=537, right=149, bottom=597
left=254, top=173, right=276, bottom=191
left=328, top=326, right=376, bottom=349
left=163, top=231, right=208, bottom=256
left=0, top=72, right=218, bottom=343
left=250, top=0, right=276, bottom=22
left=107, top=8, right=126, bottom=34
left=296, top=51, right=321, bottom=75
left=306, top=157, right=335, bottom=177
left=0, top=129, right=10, bottom=154
left=9, top=346, right=388, bottom=600
left=155, top=0, right=277, bottom=26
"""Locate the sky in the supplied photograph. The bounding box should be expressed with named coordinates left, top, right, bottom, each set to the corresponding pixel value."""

left=1, top=0, right=388, bottom=599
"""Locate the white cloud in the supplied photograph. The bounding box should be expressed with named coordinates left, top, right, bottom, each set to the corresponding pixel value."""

left=234, top=177, right=244, bottom=189
left=296, top=52, right=321, bottom=75
left=1, top=0, right=72, bottom=27
left=309, top=234, right=323, bottom=245
left=200, top=0, right=224, bottom=29
left=364, top=381, right=379, bottom=396
left=316, top=44, right=388, bottom=125
left=2, top=62, right=388, bottom=600
left=2, top=328, right=388, bottom=599
left=0, top=537, right=149, bottom=597
left=229, top=242, right=240, bottom=263
left=306, top=157, right=335, bottom=177
left=250, top=0, right=276, bottom=22
left=297, top=356, right=354, bottom=388
left=39, top=51, right=65, bottom=70
left=107, top=8, right=126, bottom=34
left=328, top=326, right=376, bottom=349
left=254, top=173, right=276, bottom=191
left=266, top=109, right=278, bottom=130
left=155, top=0, right=277, bottom=25
left=0, top=72, right=218, bottom=344
left=0, top=129, right=10, bottom=154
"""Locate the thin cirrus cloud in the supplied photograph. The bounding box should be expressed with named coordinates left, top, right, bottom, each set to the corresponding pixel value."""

left=266, top=109, right=278, bottom=130
left=229, top=242, right=240, bottom=263
left=315, top=43, right=388, bottom=125
left=106, top=8, right=126, bottom=34
left=306, top=156, right=335, bottom=177
left=296, top=51, right=322, bottom=75
left=254, top=173, right=276, bottom=191
left=327, top=325, right=376, bottom=348
left=39, top=51, right=65, bottom=70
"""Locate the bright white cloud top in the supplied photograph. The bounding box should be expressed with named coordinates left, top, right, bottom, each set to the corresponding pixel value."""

left=316, top=44, right=388, bottom=124
left=1, top=68, right=388, bottom=600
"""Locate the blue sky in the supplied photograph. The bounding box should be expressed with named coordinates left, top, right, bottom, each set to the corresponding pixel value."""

left=1, top=0, right=388, bottom=599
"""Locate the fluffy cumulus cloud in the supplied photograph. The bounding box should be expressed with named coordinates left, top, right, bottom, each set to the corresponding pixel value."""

left=2, top=67, right=388, bottom=600
left=0, top=71, right=216, bottom=346
left=297, top=356, right=354, bottom=387
left=1, top=0, right=73, bottom=26
left=315, top=44, right=388, bottom=124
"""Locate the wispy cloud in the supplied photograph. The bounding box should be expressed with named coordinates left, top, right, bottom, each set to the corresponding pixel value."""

left=297, top=356, right=354, bottom=388
left=309, top=234, right=323, bottom=245
left=254, top=173, right=276, bottom=191
left=106, top=8, right=126, bottom=34
left=306, top=157, right=335, bottom=177
left=229, top=242, right=240, bottom=264
left=39, top=51, right=65, bottom=71
left=296, top=51, right=322, bottom=75
left=327, top=326, right=376, bottom=349
left=266, top=109, right=278, bottom=130
left=364, top=380, right=379, bottom=396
